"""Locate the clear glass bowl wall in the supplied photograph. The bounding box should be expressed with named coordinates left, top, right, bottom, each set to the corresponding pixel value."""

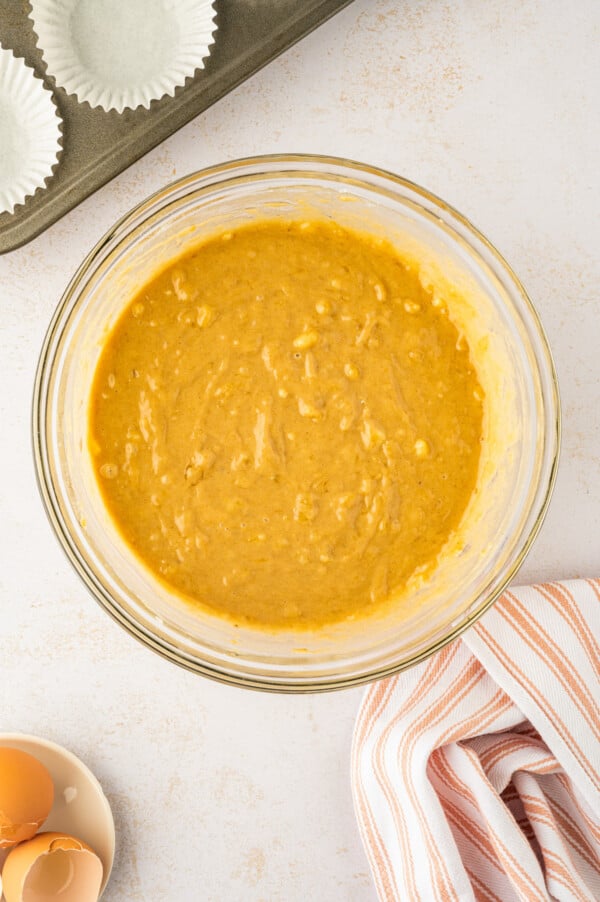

left=33, top=156, right=560, bottom=691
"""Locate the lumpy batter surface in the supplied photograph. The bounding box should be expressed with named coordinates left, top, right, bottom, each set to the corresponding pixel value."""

left=89, top=220, right=484, bottom=629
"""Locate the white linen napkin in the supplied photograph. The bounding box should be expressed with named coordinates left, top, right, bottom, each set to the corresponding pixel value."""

left=352, top=579, right=600, bottom=901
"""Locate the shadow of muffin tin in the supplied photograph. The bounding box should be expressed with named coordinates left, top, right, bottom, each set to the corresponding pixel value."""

left=0, top=0, right=352, bottom=254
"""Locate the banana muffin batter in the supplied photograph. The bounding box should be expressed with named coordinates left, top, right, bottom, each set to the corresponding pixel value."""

left=89, top=220, right=484, bottom=629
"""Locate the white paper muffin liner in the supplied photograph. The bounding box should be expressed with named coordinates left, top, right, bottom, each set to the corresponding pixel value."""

left=0, top=46, right=62, bottom=215
left=30, top=0, right=218, bottom=114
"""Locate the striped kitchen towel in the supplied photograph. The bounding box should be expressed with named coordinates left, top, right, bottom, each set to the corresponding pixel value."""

left=352, top=579, right=600, bottom=901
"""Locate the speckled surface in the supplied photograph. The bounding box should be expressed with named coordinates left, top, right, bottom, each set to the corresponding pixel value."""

left=1, top=2, right=598, bottom=899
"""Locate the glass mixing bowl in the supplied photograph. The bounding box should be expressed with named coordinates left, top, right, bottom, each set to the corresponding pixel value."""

left=33, top=155, right=559, bottom=691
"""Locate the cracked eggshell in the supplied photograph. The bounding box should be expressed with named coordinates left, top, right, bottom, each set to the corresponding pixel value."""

left=0, top=748, right=54, bottom=849
left=0, top=735, right=114, bottom=896
left=2, top=832, right=103, bottom=902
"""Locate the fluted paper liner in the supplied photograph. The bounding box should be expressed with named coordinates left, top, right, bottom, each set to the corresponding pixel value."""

left=30, top=0, right=217, bottom=113
left=0, top=47, right=62, bottom=215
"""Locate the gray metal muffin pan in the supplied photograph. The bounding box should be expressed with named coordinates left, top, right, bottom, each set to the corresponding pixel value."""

left=0, top=0, right=353, bottom=253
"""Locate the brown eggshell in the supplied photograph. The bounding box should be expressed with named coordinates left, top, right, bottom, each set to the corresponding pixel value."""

left=0, top=748, right=54, bottom=848
left=2, top=832, right=103, bottom=902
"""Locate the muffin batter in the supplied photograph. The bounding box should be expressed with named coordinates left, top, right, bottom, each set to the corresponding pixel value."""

left=89, top=220, right=484, bottom=628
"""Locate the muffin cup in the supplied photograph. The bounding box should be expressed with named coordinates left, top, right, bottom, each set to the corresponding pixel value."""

left=30, top=0, right=217, bottom=113
left=0, top=46, right=62, bottom=215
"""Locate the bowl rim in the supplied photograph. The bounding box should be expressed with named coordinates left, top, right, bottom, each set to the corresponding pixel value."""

left=32, top=152, right=561, bottom=692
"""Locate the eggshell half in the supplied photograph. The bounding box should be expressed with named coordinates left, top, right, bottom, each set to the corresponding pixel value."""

left=0, top=734, right=114, bottom=894
left=2, top=832, right=103, bottom=902
left=0, top=748, right=54, bottom=848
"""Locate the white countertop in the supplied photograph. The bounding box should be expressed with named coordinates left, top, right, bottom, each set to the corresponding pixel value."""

left=1, top=2, right=598, bottom=899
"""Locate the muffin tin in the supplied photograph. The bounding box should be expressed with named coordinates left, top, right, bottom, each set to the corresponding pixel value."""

left=0, top=0, right=352, bottom=254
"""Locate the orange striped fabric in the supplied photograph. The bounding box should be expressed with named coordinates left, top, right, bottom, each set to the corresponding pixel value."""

left=352, top=579, right=600, bottom=901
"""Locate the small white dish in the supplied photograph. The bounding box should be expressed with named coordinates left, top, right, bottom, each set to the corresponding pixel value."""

left=0, top=734, right=114, bottom=896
